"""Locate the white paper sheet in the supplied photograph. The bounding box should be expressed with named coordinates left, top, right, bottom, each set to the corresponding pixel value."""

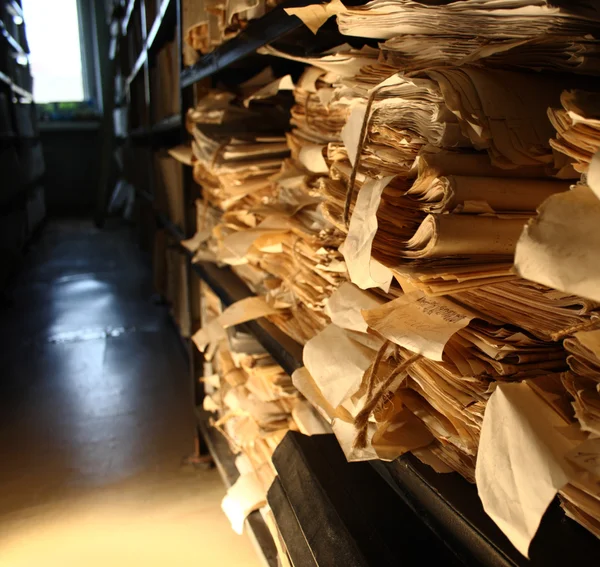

left=303, top=324, right=375, bottom=409
left=218, top=296, right=280, bottom=328
left=514, top=184, right=600, bottom=303
left=340, top=176, right=394, bottom=292
left=324, top=282, right=383, bottom=333
left=476, top=382, right=573, bottom=557
left=298, top=144, right=329, bottom=173
left=221, top=472, right=266, bottom=535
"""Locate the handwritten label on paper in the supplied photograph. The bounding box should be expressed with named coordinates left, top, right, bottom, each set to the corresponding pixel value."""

left=362, top=292, right=475, bottom=361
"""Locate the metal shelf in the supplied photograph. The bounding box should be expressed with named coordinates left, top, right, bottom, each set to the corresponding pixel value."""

left=6, top=1, right=24, bottom=25
left=0, top=69, right=32, bottom=101
left=195, top=407, right=278, bottom=567
left=126, top=0, right=172, bottom=86
left=152, top=113, right=180, bottom=133
left=129, top=115, right=181, bottom=141
left=146, top=0, right=171, bottom=51
left=180, top=0, right=368, bottom=88
left=121, top=0, right=136, bottom=34
left=0, top=19, right=27, bottom=57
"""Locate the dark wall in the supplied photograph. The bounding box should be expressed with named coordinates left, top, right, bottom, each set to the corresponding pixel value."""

left=40, top=123, right=101, bottom=216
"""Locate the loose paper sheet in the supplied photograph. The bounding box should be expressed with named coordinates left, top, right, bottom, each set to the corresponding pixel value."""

left=168, top=145, right=194, bottom=166
left=514, top=184, right=600, bottom=303
left=476, top=382, right=573, bottom=557
left=341, top=103, right=367, bottom=167
left=221, top=472, right=266, bottom=535
left=218, top=296, right=280, bottom=328
left=303, top=324, right=375, bottom=409
left=292, top=399, right=332, bottom=436
left=181, top=229, right=210, bottom=253
left=298, top=144, right=329, bottom=173
left=291, top=366, right=352, bottom=422
left=362, top=292, right=475, bottom=361
left=340, top=176, right=394, bottom=292
left=191, top=319, right=227, bottom=360
left=324, top=282, right=383, bottom=333
left=243, top=74, right=294, bottom=108
left=284, top=0, right=345, bottom=34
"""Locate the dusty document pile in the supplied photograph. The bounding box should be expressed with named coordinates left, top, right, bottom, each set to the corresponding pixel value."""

left=196, top=282, right=329, bottom=548
left=183, top=0, right=284, bottom=59
left=179, top=71, right=349, bottom=344
left=267, top=1, right=600, bottom=553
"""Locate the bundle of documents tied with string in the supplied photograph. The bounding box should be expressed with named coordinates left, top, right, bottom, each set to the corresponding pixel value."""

left=261, top=7, right=600, bottom=554
left=196, top=282, right=329, bottom=543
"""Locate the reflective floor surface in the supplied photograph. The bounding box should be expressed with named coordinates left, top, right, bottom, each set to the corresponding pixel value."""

left=0, top=219, right=260, bottom=566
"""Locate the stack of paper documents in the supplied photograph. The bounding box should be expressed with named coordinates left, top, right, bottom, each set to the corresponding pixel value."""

left=178, top=70, right=351, bottom=344
left=548, top=90, right=600, bottom=173
left=195, top=284, right=330, bottom=539
left=380, top=34, right=600, bottom=75
left=173, top=3, right=600, bottom=551
left=183, top=0, right=283, bottom=56
left=335, top=0, right=600, bottom=40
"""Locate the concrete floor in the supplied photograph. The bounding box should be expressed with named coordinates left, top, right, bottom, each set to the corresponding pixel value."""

left=0, top=220, right=261, bottom=566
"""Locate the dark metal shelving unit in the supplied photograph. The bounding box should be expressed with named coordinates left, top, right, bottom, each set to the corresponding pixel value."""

left=116, top=1, right=600, bottom=565
left=0, top=0, right=44, bottom=287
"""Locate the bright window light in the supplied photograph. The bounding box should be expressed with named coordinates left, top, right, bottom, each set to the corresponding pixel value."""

left=21, top=0, right=85, bottom=103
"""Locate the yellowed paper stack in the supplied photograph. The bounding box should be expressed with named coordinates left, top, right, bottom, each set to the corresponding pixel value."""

left=253, top=10, right=600, bottom=551
left=175, top=1, right=600, bottom=553
left=177, top=70, right=352, bottom=344
left=195, top=285, right=329, bottom=539
left=548, top=90, right=600, bottom=174
left=335, top=0, right=600, bottom=41
left=183, top=0, right=283, bottom=57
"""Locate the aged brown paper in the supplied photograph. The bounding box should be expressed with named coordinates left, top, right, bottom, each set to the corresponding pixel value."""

left=476, top=382, right=573, bottom=557
left=284, top=0, right=345, bottom=34
left=324, top=282, right=383, bottom=333
left=363, top=292, right=475, bottom=361
left=218, top=296, right=281, bottom=328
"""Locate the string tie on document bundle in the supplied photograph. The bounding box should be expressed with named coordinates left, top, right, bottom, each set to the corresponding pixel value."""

left=353, top=341, right=421, bottom=449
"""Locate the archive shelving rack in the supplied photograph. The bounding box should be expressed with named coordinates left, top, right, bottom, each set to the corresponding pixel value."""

left=109, top=1, right=600, bottom=565
left=0, top=0, right=45, bottom=287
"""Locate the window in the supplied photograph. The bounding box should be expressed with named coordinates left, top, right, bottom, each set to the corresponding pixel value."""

left=21, top=0, right=89, bottom=104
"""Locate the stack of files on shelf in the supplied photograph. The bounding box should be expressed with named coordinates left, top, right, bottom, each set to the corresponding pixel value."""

left=143, top=0, right=600, bottom=560
left=196, top=282, right=329, bottom=566
left=243, top=4, right=600, bottom=555
left=176, top=69, right=348, bottom=345
left=154, top=150, right=185, bottom=230
left=335, top=0, right=600, bottom=41
left=182, top=0, right=285, bottom=57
